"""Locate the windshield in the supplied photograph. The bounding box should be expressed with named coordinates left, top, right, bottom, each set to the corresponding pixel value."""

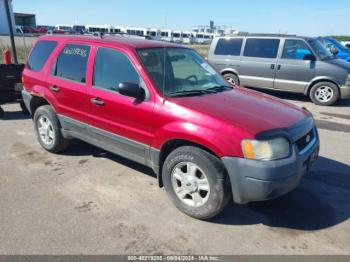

left=308, top=38, right=334, bottom=60
left=137, top=48, right=230, bottom=97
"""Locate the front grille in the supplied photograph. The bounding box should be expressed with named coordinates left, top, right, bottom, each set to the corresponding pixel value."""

left=295, top=129, right=315, bottom=152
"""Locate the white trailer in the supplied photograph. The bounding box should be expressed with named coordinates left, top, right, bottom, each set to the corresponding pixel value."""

left=160, top=29, right=173, bottom=42
left=172, top=30, right=182, bottom=43
left=86, top=25, right=113, bottom=34
left=182, top=31, right=193, bottom=44
left=147, top=28, right=160, bottom=39
left=55, top=24, right=73, bottom=32
left=123, top=27, right=148, bottom=36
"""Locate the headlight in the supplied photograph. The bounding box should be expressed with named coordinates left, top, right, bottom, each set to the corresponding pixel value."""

left=241, top=137, right=290, bottom=161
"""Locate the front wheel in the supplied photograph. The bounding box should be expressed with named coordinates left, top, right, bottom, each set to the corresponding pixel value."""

left=0, top=106, right=4, bottom=118
left=223, top=73, right=240, bottom=86
left=309, top=82, right=339, bottom=106
left=162, top=146, right=231, bottom=220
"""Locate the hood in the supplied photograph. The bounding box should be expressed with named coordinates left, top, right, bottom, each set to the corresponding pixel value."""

left=327, top=58, right=350, bottom=71
left=337, top=51, right=350, bottom=61
left=169, top=87, right=309, bottom=135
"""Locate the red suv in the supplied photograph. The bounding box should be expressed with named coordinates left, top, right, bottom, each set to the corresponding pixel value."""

left=22, top=35, right=319, bottom=219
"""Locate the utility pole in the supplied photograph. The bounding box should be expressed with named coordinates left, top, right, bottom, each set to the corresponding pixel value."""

left=4, top=0, right=18, bottom=64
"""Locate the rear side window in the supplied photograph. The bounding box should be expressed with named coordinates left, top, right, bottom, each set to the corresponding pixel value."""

left=27, top=41, right=57, bottom=71
left=93, top=47, right=140, bottom=91
left=214, top=38, right=243, bottom=56
left=243, top=38, right=280, bottom=58
left=53, top=44, right=90, bottom=83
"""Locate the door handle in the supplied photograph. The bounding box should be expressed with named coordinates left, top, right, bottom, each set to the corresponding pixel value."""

left=90, top=98, right=105, bottom=106
left=270, top=64, right=275, bottom=70
left=49, top=85, right=60, bottom=92
left=277, top=64, right=281, bottom=70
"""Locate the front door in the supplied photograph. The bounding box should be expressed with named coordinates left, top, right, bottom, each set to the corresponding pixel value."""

left=239, top=38, right=280, bottom=89
left=86, top=46, right=155, bottom=165
left=274, top=39, right=315, bottom=92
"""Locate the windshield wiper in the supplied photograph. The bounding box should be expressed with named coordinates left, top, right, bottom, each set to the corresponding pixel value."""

left=204, top=85, right=233, bottom=93
left=168, top=89, right=207, bottom=97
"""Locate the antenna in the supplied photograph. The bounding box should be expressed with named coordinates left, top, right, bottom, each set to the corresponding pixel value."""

left=162, top=9, right=168, bottom=101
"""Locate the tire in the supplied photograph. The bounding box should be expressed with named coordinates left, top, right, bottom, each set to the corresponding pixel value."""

left=309, top=81, right=339, bottom=106
left=162, top=146, right=231, bottom=220
left=33, top=105, right=70, bottom=153
left=0, top=106, right=4, bottom=118
left=20, top=101, right=30, bottom=115
left=223, top=73, right=240, bottom=86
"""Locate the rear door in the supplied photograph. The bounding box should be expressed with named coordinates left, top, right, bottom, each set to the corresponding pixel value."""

left=274, top=39, right=315, bottom=92
left=239, top=38, right=280, bottom=89
left=46, top=42, right=91, bottom=134
left=86, top=46, right=155, bottom=165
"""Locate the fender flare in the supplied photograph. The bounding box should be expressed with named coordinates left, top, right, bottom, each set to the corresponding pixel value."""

left=304, top=76, right=340, bottom=96
left=220, top=68, right=239, bottom=76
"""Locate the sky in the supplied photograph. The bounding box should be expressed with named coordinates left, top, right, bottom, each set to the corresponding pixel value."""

left=12, top=0, right=350, bottom=36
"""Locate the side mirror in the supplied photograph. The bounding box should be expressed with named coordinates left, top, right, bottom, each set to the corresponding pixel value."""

left=118, top=82, right=145, bottom=100
left=330, top=47, right=339, bottom=55
left=303, top=54, right=316, bottom=61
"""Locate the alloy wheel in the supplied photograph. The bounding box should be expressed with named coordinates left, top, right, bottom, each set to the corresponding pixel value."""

left=171, top=162, right=210, bottom=207
left=37, top=115, right=55, bottom=146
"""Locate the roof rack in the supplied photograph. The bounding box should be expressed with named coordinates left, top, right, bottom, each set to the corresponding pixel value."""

left=90, top=31, right=152, bottom=40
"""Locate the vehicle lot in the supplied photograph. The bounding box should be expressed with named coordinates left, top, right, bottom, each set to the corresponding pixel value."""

left=0, top=93, right=350, bottom=255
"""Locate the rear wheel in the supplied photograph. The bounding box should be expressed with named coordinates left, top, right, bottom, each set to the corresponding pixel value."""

left=309, top=82, right=339, bottom=106
left=0, top=106, right=4, bottom=118
left=223, top=73, right=239, bottom=86
left=162, top=146, right=231, bottom=220
left=33, top=105, right=70, bottom=153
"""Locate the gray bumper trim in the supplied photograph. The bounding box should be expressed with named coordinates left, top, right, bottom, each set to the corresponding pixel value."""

left=340, top=85, right=350, bottom=99
left=222, top=131, right=319, bottom=204
left=21, top=89, right=32, bottom=114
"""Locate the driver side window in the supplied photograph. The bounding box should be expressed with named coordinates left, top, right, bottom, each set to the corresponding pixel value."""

left=282, top=40, right=312, bottom=60
left=93, top=47, right=140, bottom=91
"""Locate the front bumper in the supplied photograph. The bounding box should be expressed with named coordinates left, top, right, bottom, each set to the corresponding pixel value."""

left=340, top=85, right=350, bottom=99
left=222, top=128, right=319, bottom=204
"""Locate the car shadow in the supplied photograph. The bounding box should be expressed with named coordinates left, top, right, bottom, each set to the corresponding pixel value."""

left=62, top=141, right=350, bottom=231
left=0, top=110, right=31, bottom=120
left=210, top=156, right=350, bottom=231
left=64, top=140, right=156, bottom=179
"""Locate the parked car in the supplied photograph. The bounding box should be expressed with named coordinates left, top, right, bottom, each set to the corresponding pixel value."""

left=22, top=36, right=319, bottom=219
left=319, top=37, right=350, bottom=62
left=0, top=64, right=26, bottom=117
left=208, top=34, right=350, bottom=106
left=342, top=41, right=350, bottom=49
